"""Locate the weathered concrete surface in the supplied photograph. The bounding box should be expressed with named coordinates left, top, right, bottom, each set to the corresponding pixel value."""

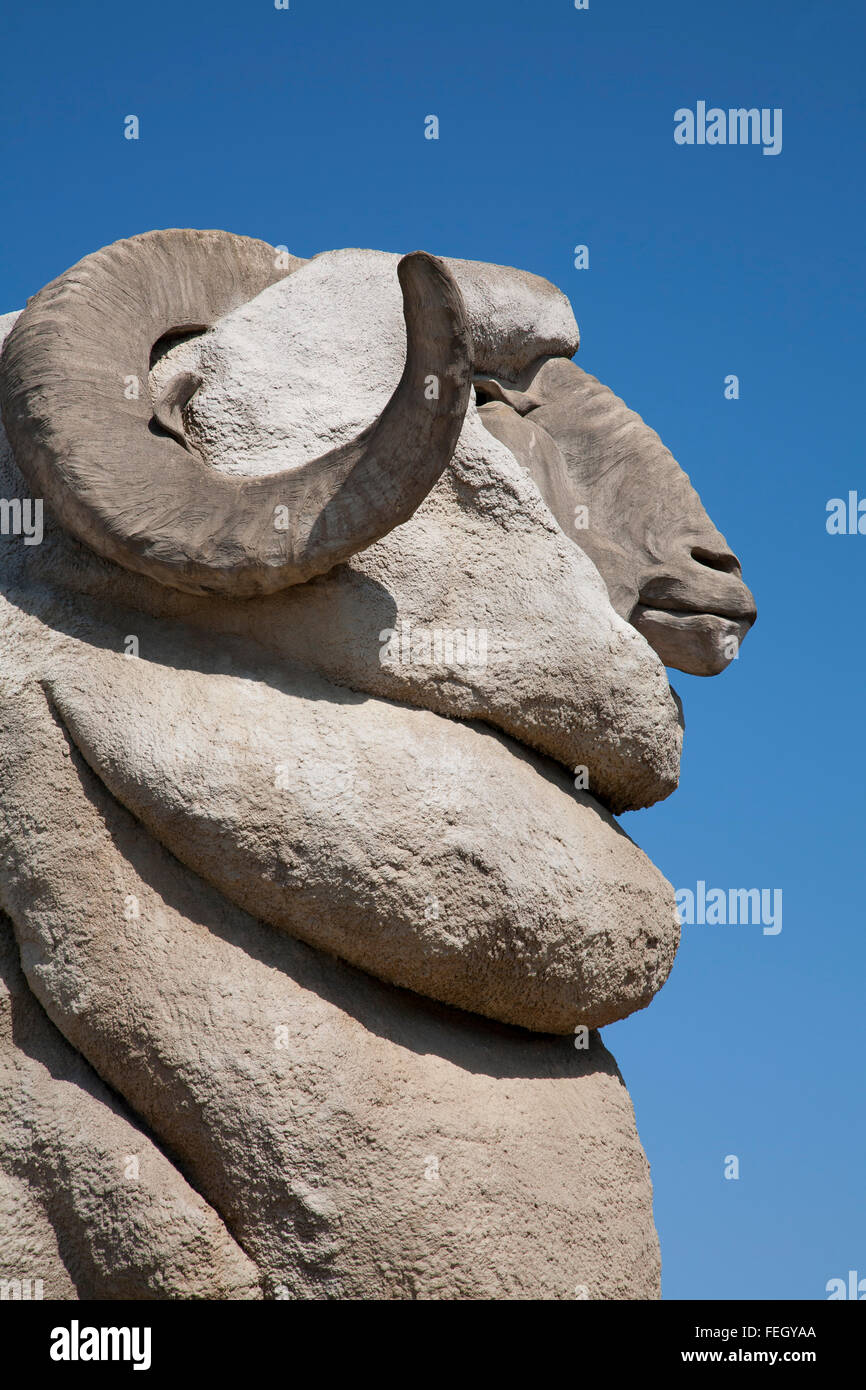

left=0, top=914, right=261, bottom=1299
left=43, top=627, right=678, bottom=1034
left=0, top=671, right=662, bottom=1300
left=0, top=232, right=757, bottom=1300
left=146, top=248, right=685, bottom=813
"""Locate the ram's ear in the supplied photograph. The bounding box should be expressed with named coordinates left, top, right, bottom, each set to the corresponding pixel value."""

left=152, top=371, right=202, bottom=450
left=438, top=256, right=579, bottom=378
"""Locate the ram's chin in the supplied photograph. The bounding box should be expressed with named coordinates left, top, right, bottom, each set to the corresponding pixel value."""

left=632, top=606, right=752, bottom=677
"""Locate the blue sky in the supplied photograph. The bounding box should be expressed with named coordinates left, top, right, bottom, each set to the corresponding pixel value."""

left=1, top=0, right=863, bottom=1300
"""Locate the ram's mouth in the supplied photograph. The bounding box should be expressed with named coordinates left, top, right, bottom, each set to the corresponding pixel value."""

left=631, top=605, right=755, bottom=677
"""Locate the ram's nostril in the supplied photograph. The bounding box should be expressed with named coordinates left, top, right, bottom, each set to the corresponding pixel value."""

left=690, top=545, right=741, bottom=577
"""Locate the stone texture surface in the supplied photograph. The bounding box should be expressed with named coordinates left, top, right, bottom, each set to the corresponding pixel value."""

left=0, top=233, right=759, bottom=1299
left=0, top=261, right=687, bottom=816
left=143, top=247, right=684, bottom=814
left=0, top=670, right=662, bottom=1300
left=0, top=1165, right=77, bottom=1301
left=0, top=915, right=261, bottom=1299
left=43, top=627, right=678, bottom=1035
left=149, top=248, right=579, bottom=447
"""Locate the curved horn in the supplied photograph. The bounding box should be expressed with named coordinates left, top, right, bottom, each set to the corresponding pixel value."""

left=0, top=230, right=472, bottom=596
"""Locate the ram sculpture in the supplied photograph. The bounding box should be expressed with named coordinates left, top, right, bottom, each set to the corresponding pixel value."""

left=0, top=230, right=755, bottom=1299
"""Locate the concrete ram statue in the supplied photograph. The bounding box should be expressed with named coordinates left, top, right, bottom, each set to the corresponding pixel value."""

left=0, top=230, right=755, bottom=1299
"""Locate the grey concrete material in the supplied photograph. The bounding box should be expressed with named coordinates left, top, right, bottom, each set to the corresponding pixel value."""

left=0, top=679, right=662, bottom=1299
left=0, top=352, right=684, bottom=819
left=0, top=913, right=262, bottom=1300
left=41, top=623, right=679, bottom=1035
left=0, top=231, right=758, bottom=1300
left=0, top=1165, right=78, bottom=1301
left=143, top=246, right=684, bottom=812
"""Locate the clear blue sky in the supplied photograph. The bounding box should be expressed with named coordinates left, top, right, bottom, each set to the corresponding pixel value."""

left=1, top=0, right=863, bottom=1300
